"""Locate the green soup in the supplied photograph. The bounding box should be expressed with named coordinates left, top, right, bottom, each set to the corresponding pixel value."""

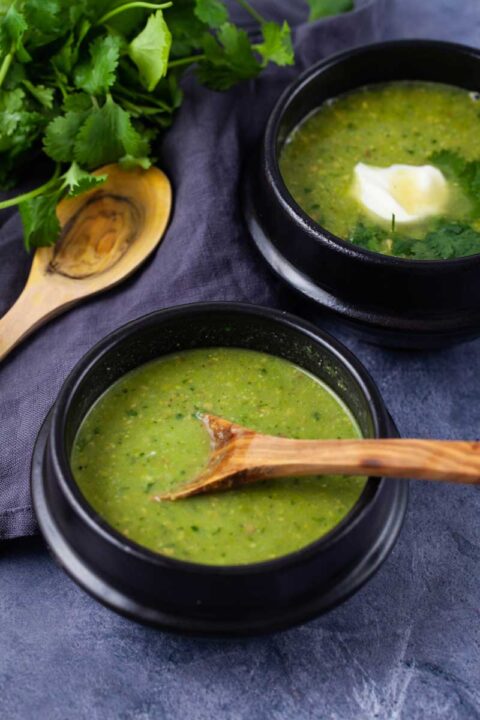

left=72, top=348, right=366, bottom=565
left=280, top=81, right=480, bottom=259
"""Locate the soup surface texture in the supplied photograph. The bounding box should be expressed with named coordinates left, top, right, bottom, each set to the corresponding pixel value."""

left=280, top=82, right=480, bottom=259
left=72, top=348, right=366, bottom=565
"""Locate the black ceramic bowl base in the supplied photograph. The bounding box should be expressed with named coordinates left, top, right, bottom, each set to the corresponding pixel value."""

left=244, top=40, right=480, bottom=350
left=30, top=304, right=409, bottom=637
left=32, top=408, right=407, bottom=637
left=244, top=188, right=480, bottom=351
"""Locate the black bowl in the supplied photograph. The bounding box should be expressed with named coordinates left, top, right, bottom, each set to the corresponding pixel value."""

left=244, top=40, right=480, bottom=349
left=31, top=303, right=407, bottom=636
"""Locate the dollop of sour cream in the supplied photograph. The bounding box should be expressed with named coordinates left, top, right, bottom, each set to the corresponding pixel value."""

left=353, top=162, right=449, bottom=224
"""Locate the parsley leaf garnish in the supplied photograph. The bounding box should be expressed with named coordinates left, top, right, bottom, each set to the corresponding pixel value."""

left=409, top=224, right=480, bottom=260
left=430, top=150, right=480, bottom=215
left=350, top=220, right=480, bottom=260
left=351, top=222, right=391, bottom=255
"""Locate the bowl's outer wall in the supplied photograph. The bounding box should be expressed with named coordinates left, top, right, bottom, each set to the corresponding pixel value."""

left=252, top=42, right=480, bottom=341
left=38, top=305, right=407, bottom=629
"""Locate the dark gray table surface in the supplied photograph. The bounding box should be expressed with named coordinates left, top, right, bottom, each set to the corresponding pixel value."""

left=3, top=1, right=480, bottom=719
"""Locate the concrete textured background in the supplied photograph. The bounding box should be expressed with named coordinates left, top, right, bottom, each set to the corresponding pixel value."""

left=2, top=1, right=480, bottom=718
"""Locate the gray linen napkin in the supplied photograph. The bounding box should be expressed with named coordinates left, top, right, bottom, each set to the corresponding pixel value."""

left=0, top=0, right=387, bottom=539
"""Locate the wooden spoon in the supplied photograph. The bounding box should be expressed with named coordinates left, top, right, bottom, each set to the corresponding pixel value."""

left=0, top=164, right=171, bottom=361
left=157, top=414, right=480, bottom=501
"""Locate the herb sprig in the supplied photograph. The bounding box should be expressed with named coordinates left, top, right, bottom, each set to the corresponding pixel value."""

left=351, top=220, right=480, bottom=261
left=0, top=0, right=298, bottom=249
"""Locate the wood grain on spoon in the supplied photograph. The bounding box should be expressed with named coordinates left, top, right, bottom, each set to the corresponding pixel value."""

left=0, top=164, right=171, bottom=361
left=157, top=414, right=480, bottom=501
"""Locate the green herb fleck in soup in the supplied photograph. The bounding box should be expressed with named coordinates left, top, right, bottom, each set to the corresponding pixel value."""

left=280, top=82, right=480, bottom=259
left=72, top=348, right=366, bottom=565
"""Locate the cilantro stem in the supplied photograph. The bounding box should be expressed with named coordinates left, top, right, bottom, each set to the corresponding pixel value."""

left=51, top=65, right=69, bottom=99
left=0, top=166, right=61, bottom=210
left=168, top=54, right=206, bottom=69
left=97, top=1, right=172, bottom=25
left=0, top=45, right=14, bottom=90
left=115, top=83, right=172, bottom=111
left=234, top=0, right=264, bottom=24
left=118, top=97, right=167, bottom=116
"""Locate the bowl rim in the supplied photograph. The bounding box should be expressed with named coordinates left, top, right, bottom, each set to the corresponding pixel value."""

left=266, top=38, right=480, bottom=268
left=47, top=301, right=393, bottom=576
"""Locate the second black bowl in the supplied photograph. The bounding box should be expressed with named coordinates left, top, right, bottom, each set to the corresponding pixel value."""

left=244, top=40, right=480, bottom=349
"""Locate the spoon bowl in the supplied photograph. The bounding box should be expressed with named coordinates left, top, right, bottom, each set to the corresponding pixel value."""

left=0, top=163, right=172, bottom=361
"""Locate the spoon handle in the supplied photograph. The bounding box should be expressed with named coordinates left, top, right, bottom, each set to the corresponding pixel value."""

left=243, top=437, right=480, bottom=483
left=0, top=287, right=47, bottom=361
left=0, top=270, right=70, bottom=361
left=161, top=433, right=480, bottom=502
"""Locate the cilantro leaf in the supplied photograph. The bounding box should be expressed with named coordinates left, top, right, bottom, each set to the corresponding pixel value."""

left=0, top=88, right=43, bottom=155
left=350, top=222, right=391, bottom=254
left=352, top=218, right=480, bottom=260
left=53, top=32, right=78, bottom=76
left=257, top=21, right=293, bottom=67
left=62, top=92, right=92, bottom=113
left=73, top=96, right=150, bottom=169
left=21, top=80, right=55, bottom=109
left=2, top=59, right=26, bottom=90
left=75, top=34, right=122, bottom=96
left=167, top=2, right=206, bottom=56
left=430, top=150, right=467, bottom=179
left=0, top=86, right=24, bottom=113
left=19, top=189, right=63, bottom=249
left=62, top=161, right=107, bottom=197
left=43, top=110, right=90, bottom=163
left=430, top=150, right=480, bottom=214
left=0, top=4, right=30, bottom=62
left=198, top=23, right=261, bottom=90
left=410, top=223, right=480, bottom=260
left=53, top=19, right=91, bottom=76
left=23, top=0, right=89, bottom=48
left=194, top=0, right=228, bottom=29
left=129, top=10, right=172, bottom=92
left=390, top=234, right=413, bottom=257
left=307, top=0, right=354, bottom=21
left=217, top=23, right=260, bottom=76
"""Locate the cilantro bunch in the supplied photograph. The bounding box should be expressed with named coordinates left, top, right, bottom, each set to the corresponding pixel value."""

left=0, top=0, right=298, bottom=249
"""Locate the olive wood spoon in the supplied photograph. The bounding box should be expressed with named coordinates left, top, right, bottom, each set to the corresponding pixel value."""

left=157, top=414, right=480, bottom=501
left=0, top=164, right=171, bottom=361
